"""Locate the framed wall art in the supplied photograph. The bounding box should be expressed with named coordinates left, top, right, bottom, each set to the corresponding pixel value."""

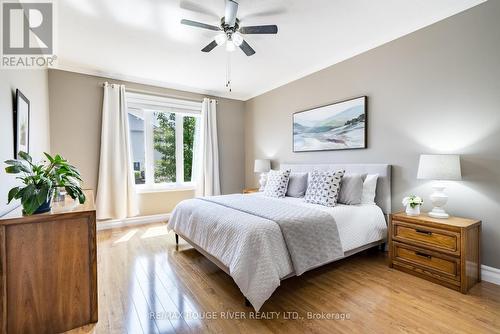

left=293, top=96, right=366, bottom=152
left=14, top=89, right=30, bottom=158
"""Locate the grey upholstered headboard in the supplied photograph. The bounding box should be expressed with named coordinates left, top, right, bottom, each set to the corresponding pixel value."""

left=280, top=163, right=392, bottom=215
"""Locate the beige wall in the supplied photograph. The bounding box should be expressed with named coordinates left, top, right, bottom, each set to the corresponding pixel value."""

left=244, top=1, right=500, bottom=268
left=0, top=70, right=51, bottom=216
left=48, top=69, right=245, bottom=216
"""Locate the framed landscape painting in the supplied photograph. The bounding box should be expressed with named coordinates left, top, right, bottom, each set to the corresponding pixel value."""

left=293, top=96, right=367, bottom=152
left=14, top=89, right=30, bottom=158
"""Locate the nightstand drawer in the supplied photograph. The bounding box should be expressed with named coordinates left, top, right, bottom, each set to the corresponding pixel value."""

left=393, top=242, right=460, bottom=281
left=393, top=220, right=460, bottom=255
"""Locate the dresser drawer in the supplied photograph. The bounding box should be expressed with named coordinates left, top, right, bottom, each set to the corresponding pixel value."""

left=392, top=220, right=460, bottom=255
left=393, top=242, right=460, bottom=281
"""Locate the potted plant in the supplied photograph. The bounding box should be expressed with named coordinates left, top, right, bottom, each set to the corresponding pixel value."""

left=5, top=151, right=86, bottom=215
left=402, top=195, right=423, bottom=216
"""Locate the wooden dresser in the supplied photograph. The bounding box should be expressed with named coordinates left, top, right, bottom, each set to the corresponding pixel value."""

left=389, top=212, right=481, bottom=293
left=0, top=190, right=97, bottom=334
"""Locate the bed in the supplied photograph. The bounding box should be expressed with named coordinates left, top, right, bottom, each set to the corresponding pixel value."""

left=167, top=163, right=391, bottom=311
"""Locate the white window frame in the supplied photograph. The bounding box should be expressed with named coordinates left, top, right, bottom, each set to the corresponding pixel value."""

left=126, top=92, right=202, bottom=192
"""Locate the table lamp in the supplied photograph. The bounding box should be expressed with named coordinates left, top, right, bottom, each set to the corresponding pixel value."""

left=417, top=154, right=462, bottom=219
left=254, top=159, right=271, bottom=191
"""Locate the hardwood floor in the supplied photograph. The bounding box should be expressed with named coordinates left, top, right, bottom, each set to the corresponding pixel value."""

left=68, top=223, right=500, bottom=334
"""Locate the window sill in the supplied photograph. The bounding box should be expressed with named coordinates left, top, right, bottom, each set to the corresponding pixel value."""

left=135, top=184, right=196, bottom=194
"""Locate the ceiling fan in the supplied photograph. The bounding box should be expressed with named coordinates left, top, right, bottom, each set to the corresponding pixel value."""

left=181, top=0, right=278, bottom=56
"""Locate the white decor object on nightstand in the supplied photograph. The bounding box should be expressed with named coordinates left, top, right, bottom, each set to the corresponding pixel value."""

left=402, top=195, right=423, bottom=216
left=417, top=154, right=462, bottom=219
left=254, top=159, right=271, bottom=191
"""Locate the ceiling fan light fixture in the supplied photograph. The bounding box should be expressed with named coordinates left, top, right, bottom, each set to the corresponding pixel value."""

left=226, top=39, right=236, bottom=52
left=215, top=33, right=227, bottom=45
left=232, top=32, right=243, bottom=46
left=181, top=0, right=276, bottom=91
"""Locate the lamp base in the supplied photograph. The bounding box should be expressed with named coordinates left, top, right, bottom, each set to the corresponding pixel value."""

left=428, top=183, right=449, bottom=219
left=428, top=208, right=449, bottom=219
left=258, top=173, right=267, bottom=191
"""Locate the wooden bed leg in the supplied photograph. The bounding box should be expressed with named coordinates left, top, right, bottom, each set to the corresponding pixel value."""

left=379, top=242, right=386, bottom=251
left=175, top=233, right=179, bottom=245
left=245, top=298, right=251, bottom=307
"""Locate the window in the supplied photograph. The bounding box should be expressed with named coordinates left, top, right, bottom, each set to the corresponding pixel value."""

left=127, top=93, right=201, bottom=191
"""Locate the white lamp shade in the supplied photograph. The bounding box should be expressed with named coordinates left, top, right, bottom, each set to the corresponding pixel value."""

left=254, top=159, right=271, bottom=173
left=417, top=154, right=462, bottom=180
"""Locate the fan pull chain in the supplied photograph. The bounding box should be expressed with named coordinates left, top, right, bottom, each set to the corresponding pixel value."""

left=226, top=52, right=232, bottom=92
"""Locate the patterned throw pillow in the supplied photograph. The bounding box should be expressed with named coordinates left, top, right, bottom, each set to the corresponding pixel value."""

left=263, top=169, right=291, bottom=198
left=304, top=170, right=346, bottom=207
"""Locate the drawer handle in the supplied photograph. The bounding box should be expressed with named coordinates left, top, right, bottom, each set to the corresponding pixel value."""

left=415, top=229, right=432, bottom=236
left=415, top=251, right=432, bottom=260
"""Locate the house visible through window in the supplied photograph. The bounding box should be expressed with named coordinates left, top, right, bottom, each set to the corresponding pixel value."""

left=127, top=92, right=201, bottom=191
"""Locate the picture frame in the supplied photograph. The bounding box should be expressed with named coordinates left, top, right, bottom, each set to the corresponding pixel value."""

left=14, top=89, right=30, bottom=158
left=293, top=96, right=367, bottom=152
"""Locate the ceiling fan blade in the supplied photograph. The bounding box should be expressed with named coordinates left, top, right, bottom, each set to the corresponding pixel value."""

left=181, top=19, right=220, bottom=31
left=224, top=0, right=239, bottom=26
left=239, top=25, right=278, bottom=34
left=239, top=40, right=256, bottom=56
left=201, top=40, right=218, bottom=53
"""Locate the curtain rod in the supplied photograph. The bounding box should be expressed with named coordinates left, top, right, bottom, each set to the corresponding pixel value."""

left=101, top=82, right=218, bottom=104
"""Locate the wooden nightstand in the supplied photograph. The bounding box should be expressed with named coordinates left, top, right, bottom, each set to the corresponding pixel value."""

left=243, top=188, right=260, bottom=194
left=389, top=212, right=481, bottom=293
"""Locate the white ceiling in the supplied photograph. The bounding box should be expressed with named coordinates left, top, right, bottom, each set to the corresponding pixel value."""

left=56, top=0, right=485, bottom=100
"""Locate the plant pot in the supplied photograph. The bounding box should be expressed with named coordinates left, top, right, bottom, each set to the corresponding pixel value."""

left=31, top=189, right=54, bottom=215
left=405, top=205, right=421, bottom=216
left=33, top=197, right=52, bottom=214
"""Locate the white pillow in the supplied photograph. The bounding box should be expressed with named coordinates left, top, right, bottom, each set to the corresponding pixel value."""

left=361, top=174, right=378, bottom=204
left=263, top=169, right=291, bottom=198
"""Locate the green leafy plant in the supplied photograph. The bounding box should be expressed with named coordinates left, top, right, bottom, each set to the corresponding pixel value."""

left=5, top=151, right=86, bottom=215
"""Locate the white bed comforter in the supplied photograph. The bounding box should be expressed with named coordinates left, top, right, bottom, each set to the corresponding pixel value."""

left=167, top=194, right=387, bottom=311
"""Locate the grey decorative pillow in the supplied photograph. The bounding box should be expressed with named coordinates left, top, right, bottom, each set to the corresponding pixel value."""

left=305, top=170, right=345, bottom=207
left=338, top=173, right=364, bottom=205
left=286, top=172, right=308, bottom=197
left=263, top=169, right=291, bottom=198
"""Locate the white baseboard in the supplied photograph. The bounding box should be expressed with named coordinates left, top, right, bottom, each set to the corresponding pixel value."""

left=482, top=265, right=500, bottom=286
left=97, top=213, right=170, bottom=231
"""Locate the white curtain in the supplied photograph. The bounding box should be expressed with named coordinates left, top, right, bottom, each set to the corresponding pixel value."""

left=96, top=83, right=139, bottom=220
left=195, top=98, right=221, bottom=196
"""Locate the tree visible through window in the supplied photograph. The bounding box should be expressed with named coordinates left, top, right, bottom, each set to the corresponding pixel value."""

left=153, top=112, right=176, bottom=183
left=183, top=116, right=196, bottom=182
left=128, top=99, right=199, bottom=188
left=151, top=113, right=197, bottom=183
